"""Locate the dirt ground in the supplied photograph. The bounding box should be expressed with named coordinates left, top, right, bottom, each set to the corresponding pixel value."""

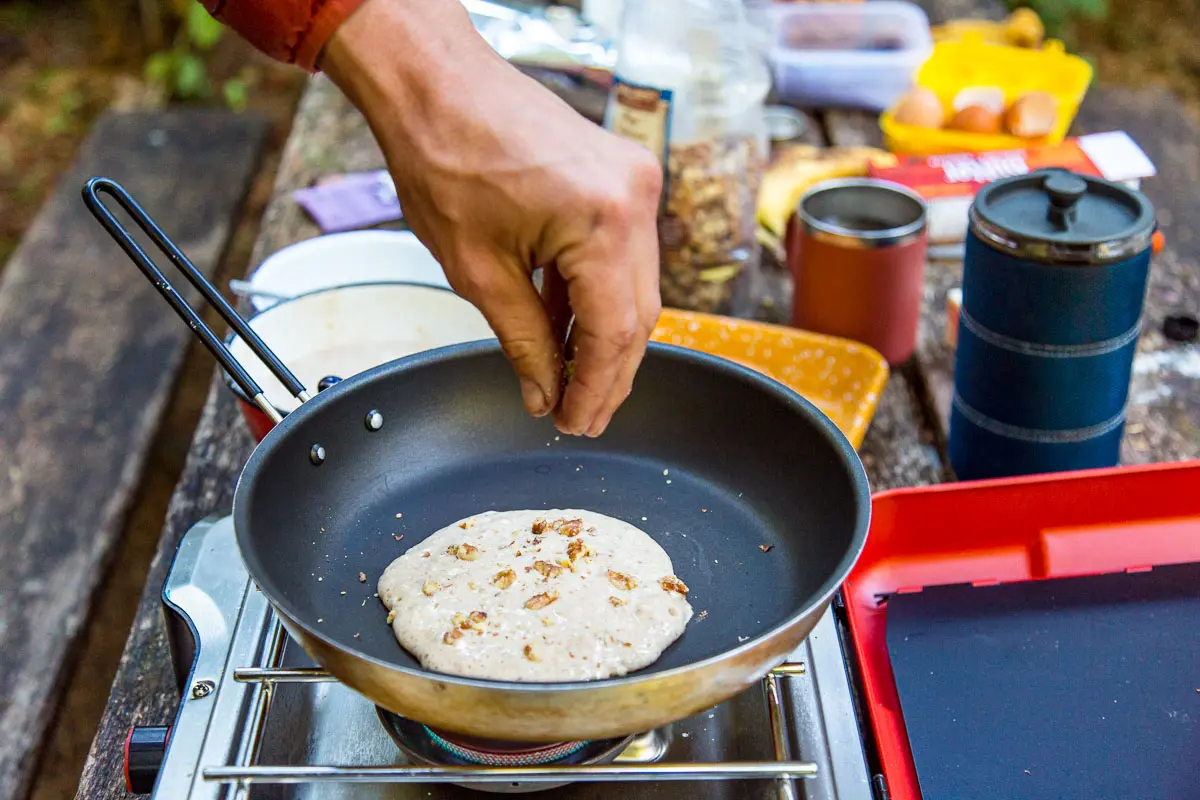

left=1, top=0, right=1198, bottom=797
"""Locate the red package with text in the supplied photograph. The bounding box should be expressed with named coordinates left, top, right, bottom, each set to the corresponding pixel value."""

left=868, top=131, right=1156, bottom=243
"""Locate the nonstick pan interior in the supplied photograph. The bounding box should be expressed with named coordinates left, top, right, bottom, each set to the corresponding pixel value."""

left=235, top=341, right=869, bottom=687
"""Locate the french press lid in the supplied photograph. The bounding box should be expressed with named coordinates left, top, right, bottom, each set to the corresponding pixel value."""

left=968, top=168, right=1156, bottom=265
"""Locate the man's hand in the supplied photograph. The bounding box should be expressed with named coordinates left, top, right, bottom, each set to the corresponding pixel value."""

left=322, top=0, right=662, bottom=437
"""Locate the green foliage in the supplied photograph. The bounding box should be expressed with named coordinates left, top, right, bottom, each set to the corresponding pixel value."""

left=184, top=1, right=224, bottom=50
left=222, top=78, right=248, bottom=112
left=43, top=89, right=86, bottom=136
left=142, top=0, right=245, bottom=109
left=1008, top=0, right=1108, bottom=37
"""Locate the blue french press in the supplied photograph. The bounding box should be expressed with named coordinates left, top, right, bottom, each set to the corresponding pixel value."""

left=949, top=168, right=1157, bottom=480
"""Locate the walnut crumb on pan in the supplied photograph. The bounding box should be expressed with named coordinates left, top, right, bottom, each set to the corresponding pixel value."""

left=525, top=591, right=559, bottom=610
left=607, top=569, right=638, bottom=591
left=358, top=572, right=367, bottom=583
left=448, top=543, right=480, bottom=561
left=660, top=575, right=689, bottom=596
left=759, top=544, right=774, bottom=553
left=566, top=538, right=593, bottom=563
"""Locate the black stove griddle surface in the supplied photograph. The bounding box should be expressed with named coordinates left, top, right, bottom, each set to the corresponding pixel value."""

left=885, top=562, right=1200, bottom=800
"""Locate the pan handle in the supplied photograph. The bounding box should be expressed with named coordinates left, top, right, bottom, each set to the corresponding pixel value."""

left=81, top=177, right=310, bottom=425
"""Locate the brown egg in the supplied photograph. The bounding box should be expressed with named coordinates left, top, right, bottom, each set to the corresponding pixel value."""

left=947, top=105, right=1003, bottom=135
left=892, top=87, right=945, bottom=129
left=1005, top=90, right=1058, bottom=138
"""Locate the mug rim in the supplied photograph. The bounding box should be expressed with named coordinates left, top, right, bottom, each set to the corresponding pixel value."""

left=798, top=178, right=928, bottom=248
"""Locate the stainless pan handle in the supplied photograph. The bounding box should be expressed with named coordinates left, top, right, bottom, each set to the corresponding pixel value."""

left=81, top=177, right=311, bottom=424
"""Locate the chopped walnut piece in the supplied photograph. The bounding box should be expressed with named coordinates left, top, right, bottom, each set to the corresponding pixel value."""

left=467, top=610, right=488, bottom=632
left=659, top=575, right=690, bottom=596
left=523, top=643, right=539, bottom=662
left=607, top=569, right=638, bottom=591
left=422, top=551, right=431, bottom=558
left=533, top=560, right=564, bottom=579
left=443, top=628, right=464, bottom=645
left=759, top=544, right=774, bottom=553
left=452, top=612, right=469, bottom=628
left=531, top=518, right=548, bottom=535
left=566, top=538, right=594, bottom=563
left=448, top=543, right=481, bottom=561
left=422, top=580, right=444, bottom=597
left=386, top=609, right=397, bottom=624
left=459, top=519, right=476, bottom=530
left=609, top=596, right=627, bottom=607
left=541, top=616, right=554, bottom=627
left=558, top=518, right=583, bottom=536
left=358, top=572, right=367, bottom=583
left=525, top=591, right=559, bottom=610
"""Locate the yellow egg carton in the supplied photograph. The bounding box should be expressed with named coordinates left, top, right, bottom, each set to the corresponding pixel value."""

left=880, top=36, right=1093, bottom=157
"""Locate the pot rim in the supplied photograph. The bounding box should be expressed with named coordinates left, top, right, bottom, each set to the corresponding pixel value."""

left=221, top=280, right=471, bottom=415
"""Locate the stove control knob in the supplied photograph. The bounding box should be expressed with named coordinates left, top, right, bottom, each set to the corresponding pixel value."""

left=124, top=726, right=170, bottom=794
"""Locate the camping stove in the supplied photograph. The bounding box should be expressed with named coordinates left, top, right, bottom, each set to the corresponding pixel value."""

left=122, top=516, right=874, bottom=799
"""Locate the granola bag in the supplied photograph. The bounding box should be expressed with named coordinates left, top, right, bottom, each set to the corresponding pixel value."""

left=604, top=0, right=770, bottom=314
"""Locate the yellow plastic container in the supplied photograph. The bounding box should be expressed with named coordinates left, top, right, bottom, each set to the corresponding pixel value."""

left=651, top=309, right=889, bottom=450
left=880, top=36, right=1092, bottom=157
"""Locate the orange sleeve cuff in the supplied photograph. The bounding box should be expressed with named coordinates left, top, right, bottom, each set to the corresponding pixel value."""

left=202, top=0, right=371, bottom=73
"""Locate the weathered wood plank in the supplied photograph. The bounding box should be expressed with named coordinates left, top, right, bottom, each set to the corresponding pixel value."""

left=75, top=80, right=358, bottom=800
left=915, top=85, right=1200, bottom=464
left=820, top=110, right=885, bottom=149
left=0, top=109, right=266, bottom=800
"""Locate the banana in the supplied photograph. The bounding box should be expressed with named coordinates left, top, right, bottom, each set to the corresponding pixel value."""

left=757, top=145, right=899, bottom=238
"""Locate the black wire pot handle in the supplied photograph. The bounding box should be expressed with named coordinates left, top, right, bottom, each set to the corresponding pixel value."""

left=81, top=177, right=311, bottom=424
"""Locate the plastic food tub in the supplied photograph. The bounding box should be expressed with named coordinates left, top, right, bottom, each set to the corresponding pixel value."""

left=880, top=36, right=1092, bottom=156
left=765, top=1, right=932, bottom=111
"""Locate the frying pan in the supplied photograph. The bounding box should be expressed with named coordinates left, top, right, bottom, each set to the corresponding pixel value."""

left=83, top=177, right=871, bottom=743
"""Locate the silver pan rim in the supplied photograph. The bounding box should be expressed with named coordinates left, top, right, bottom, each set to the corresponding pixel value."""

left=231, top=340, right=871, bottom=697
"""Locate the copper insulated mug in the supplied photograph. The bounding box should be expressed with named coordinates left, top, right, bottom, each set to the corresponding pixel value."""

left=787, top=179, right=928, bottom=364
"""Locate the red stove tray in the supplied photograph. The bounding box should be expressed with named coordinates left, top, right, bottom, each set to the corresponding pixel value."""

left=843, top=459, right=1200, bottom=800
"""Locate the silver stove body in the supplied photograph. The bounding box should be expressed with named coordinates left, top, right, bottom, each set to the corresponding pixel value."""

left=150, top=516, right=874, bottom=800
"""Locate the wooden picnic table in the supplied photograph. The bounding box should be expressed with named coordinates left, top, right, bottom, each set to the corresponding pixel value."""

left=75, top=1, right=1200, bottom=794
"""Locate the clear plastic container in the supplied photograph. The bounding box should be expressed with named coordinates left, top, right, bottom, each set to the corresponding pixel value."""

left=604, top=0, right=770, bottom=314
left=766, top=1, right=932, bottom=111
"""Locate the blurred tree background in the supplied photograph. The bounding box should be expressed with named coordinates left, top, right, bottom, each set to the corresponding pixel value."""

left=0, top=0, right=305, bottom=265
left=2, top=0, right=1199, bottom=265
